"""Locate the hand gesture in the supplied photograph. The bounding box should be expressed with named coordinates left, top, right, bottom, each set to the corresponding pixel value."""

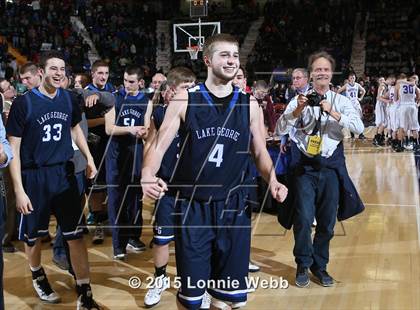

left=141, top=176, right=168, bottom=201
left=270, top=180, right=288, bottom=203
left=16, top=190, right=33, bottom=215
left=85, top=94, right=100, bottom=108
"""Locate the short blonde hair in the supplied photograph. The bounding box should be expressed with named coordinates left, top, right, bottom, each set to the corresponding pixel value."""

left=202, top=33, right=239, bottom=60
left=167, top=67, right=196, bottom=87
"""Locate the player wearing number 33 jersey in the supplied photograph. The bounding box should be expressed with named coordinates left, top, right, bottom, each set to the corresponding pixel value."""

left=7, top=88, right=80, bottom=169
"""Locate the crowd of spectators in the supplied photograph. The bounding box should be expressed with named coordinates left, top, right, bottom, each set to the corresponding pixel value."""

left=80, top=0, right=160, bottom=84
left=0, top=0, right=89, bottom=74
left=365, top=0, right=419, bottom=77
left=246, top=0, right=358, bottom=82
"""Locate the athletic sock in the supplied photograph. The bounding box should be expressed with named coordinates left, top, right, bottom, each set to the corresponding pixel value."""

left=155, top=264, right=167, bottom=278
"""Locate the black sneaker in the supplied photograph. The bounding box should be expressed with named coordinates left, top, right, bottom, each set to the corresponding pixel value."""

left=113, top=248, right=127, bottom=260
left=127, top=239, right=146, bottom=252
left=295, top=266, right=310, bottom=288
left=310, top=268, right=334, bottom=287
left=77, top=284, right=100, bottom=310
left=32, top=268, right=61, bottom=303
left=92, top=223, right=104, bottom=245
left=372, top=135, right=379, bottom=146
left=2, top=242, right=17, bottom=253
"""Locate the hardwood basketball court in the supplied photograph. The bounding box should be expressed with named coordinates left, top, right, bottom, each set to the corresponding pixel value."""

left=4, top=140, right=420, bottom=309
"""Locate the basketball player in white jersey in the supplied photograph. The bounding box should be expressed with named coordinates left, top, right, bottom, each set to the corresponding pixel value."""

left=373, top=77, right=387, bottom=146
left=396, top=74, right=420, bottom=151
left=383, top=75, right=399, bottom=150
left=337, top=73, right=366, bottom=139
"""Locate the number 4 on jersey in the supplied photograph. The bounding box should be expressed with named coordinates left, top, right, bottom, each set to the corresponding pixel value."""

left=208, top=144, right=224, bottom=167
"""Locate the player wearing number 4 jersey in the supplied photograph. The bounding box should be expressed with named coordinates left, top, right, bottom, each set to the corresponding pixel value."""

left=6, top=51, right=100, bottom=309
left=104, top=66, right=152, bottom=260
left=142, top=34, right=288, bottom=310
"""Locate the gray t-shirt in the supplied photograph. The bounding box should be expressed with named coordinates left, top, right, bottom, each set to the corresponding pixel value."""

left=70, top=89, right=115, bottom=173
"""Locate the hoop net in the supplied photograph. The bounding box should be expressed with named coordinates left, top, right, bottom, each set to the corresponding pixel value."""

left=187, top=45, right=200, bottom=60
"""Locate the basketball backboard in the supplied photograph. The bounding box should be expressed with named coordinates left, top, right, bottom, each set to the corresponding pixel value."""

left=173, top=21, right=221, bottom=53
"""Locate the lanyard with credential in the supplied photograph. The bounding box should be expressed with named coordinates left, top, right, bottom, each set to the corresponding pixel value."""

left=306, top=91, right=336, bottom=156
left=306, top=110, right=323, bottom=156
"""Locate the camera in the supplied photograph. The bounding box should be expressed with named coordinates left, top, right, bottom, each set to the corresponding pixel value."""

left=306, top=92, right=326, bottom=107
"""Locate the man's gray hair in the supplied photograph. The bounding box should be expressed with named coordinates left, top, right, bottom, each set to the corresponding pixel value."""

left=292, top=68, right=309, bottom=78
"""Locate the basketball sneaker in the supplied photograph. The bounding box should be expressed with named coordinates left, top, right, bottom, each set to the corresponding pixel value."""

left=200, top=291, right=211, bottom=309
left=144, top=275, right=170, bottom=307
left=248, top=261, right=260, bottom=273
left=127, top=239, right=146, bottom=252
left=77, top=283, right=100, bottom=309
left=92, top=223, right=104, bottom=244
left=32, top=268, right=61, bottom=303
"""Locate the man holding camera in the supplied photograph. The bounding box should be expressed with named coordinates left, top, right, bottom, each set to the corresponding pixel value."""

left=277, top=52, right=364, bottom=288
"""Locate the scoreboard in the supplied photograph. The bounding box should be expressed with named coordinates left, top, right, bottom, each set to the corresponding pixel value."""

left=190, top=0, right=208, bottom=18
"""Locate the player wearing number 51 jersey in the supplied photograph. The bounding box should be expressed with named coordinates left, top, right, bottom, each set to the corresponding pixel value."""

left=142, top=34, right=288, bottom=310
left=6, top=51, right=100, bottom=309
left=104, top=66, right=152, bottom=259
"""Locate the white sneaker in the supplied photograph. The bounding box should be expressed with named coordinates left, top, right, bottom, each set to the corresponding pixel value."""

left=113, top=253, right=126, bottom=261
left=247, top=283, right=256, bottom=293
left=200, top=291, right=211, bottom=309
left=405, top=143, right=414, bottom=151
left=232, top=301, right=247, bottom=309
left=248, top=261, right=260, bottom=273
left=144, top=275, right=170, bottom=307
left=32, top=273, right=61, bottom=304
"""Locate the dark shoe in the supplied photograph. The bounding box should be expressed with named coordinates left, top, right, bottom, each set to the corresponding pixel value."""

left=77, top=283, right=100, bottom=309
left=41, top=234, right=52, bottom=243
left=2, top=242, right=17, bottom=253
left=310, top=268, right=334, bottom=287
left=113, top=248, right=127, bottom=261
left=127, top=239, right=146, bottom=252
left=92, top=223, right=104, bottom=245
left=295, top=266, right=310, bottom=288
left=52, top=255, right=70, bottom=270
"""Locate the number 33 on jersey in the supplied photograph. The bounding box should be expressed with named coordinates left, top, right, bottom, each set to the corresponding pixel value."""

left=6, top=88, right=82, bottom=169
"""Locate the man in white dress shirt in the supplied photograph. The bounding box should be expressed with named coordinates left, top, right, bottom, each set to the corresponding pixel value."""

left=277, top=51, right=364, bottom=288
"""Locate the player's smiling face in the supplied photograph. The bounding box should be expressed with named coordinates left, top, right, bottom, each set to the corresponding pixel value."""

left=42, top=57, right=66, bottom=89
left=92, top=66, right=109, bottom=88
left=208, top=42, right=239, bottom=82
